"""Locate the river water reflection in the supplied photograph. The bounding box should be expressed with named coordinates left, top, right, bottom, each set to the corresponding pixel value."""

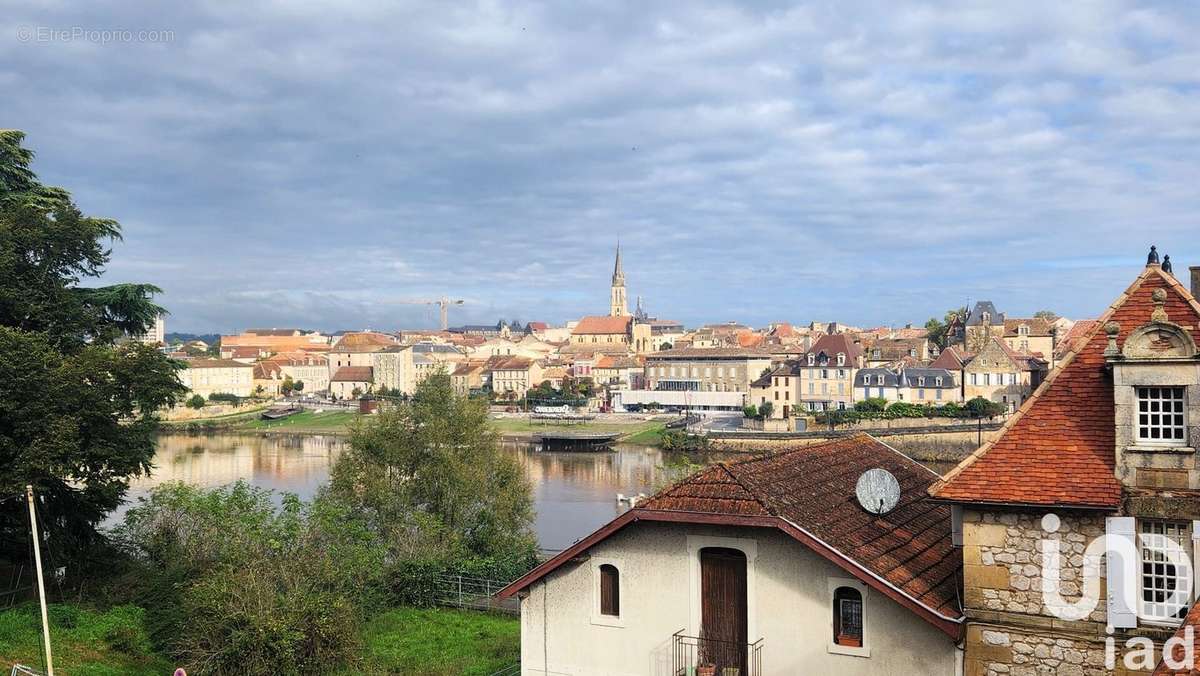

left=123, top=434, right=680, bottom=552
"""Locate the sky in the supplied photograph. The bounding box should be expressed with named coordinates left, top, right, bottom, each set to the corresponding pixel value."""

left=3, top=1, right=1199, bottom=333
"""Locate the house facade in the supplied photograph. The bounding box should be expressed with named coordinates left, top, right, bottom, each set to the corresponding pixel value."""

left=931, top=258, right=1200, bottom=675
left=962, top=336, right=1047, bottom=412
left=854, top=366, right=962, bottom=405
left=501, top=435, right=963, bottom=676
left=794, top=334, right=864, bottom=412
left=644, top=348, right=773, bottom=394
left=179, top=358, right=255, bottom=398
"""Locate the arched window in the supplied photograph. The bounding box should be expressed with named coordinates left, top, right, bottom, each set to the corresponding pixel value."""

left=833, top=586, right=863, bottom=647
left=600, top=564, right=620, bottom=616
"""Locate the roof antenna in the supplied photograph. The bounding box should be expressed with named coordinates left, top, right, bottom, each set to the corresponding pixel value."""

left=1147, top=245, right=1160, bottom=266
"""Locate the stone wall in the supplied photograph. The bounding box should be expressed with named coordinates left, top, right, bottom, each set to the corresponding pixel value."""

left=963, top=509, right=1106, bottom=622
left=964, top=624, right=1111, bottom=676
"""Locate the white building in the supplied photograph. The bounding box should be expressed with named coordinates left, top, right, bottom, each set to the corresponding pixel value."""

left=499, top=434, right=963, bottom=676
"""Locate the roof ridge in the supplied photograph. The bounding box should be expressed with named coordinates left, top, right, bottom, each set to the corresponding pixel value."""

left=928, top=266, right=1153, bottom=499
left=719, top=462, right=778, bottom=518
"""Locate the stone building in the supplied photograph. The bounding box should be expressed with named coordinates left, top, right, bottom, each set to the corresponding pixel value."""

left=644, top=347, right=774, bottom=394
left=610, top=244, right=628, bottom=317
left=931, top=255, right=1200, bottom=675
left=962, top=336, right=1048, bottom=412
left=179, top=358, right=254, bottom=398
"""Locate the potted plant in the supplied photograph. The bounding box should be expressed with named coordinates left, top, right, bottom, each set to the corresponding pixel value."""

left=696, top=665, right=716, bottom=676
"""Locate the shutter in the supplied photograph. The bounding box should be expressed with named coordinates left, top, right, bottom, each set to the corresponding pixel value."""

left=1106, top=516, right=1137, bottom=629
left=951, top=506, right=964, bottom=547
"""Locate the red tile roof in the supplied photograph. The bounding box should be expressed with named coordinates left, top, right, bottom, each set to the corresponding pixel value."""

left=330, top=366, right=374, bottom=383
left=1155, top=600, right=1200, bottom=675
left=930, top=266, right=1200, bottom=509
left=930, top=346, right=969, bottom=370
left=803, top=333, right=864, bottom=362
left=571, top=315, right=632, bottom=335
left=501, top=434, right=962, bottom=636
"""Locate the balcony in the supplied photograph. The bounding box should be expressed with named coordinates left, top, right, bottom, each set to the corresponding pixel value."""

left=671, top=630, right=763, bottom=676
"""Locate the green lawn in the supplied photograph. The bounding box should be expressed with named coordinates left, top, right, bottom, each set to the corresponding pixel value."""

left=0, top=604, right=171, bottom=676
left=352, top=607, right=519, bottom=676
left=235, top=409, right=362, bottom=433
left=490, top=417, right=662, bottom=437
left=619, top=422, right=667, bottom=445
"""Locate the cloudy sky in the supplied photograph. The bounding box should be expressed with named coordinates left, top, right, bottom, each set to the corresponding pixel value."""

left=3, top=2, right=1198, bottom=332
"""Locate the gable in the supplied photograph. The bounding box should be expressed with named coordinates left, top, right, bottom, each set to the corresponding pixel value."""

left=930, top=266, right=1200, bottom=509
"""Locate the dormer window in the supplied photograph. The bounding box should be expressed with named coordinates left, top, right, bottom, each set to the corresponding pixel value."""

left=909, top=348, right=916, bottom=357
left=875, top=375, right=884, bottom=385
left=872, top=349, right=881, bottom=358
left=837, top=353, right=845, bottom=366
left=1137, top=386, right=1186, bottom=444
left=917, top=377, right=925, bottom=386
left=807, top=354, right=815, bottom=366
left=981, top=311, right=991, bottom=323
left=1018, top=325, right=1029, bottom=336
left=935, top=377, right=943, bottom=387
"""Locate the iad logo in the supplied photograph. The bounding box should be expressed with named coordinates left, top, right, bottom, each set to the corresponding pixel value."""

left=1038, top=513, right=1195, bottom=670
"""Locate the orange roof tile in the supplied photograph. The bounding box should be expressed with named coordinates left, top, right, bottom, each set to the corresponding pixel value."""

left=571, top=315, right=632, bottom=335
left=930, top=266, right=1200, bottom=509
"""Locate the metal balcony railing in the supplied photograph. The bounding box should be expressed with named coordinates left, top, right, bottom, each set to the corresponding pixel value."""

left=671, top=629, right=763, bottom=676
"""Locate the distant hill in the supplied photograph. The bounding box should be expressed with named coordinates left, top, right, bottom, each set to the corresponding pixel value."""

left=166, top=332, right=221, bottom=346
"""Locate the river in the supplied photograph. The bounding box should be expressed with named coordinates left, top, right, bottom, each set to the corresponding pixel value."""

left=119, top=434, right=682, bottom=552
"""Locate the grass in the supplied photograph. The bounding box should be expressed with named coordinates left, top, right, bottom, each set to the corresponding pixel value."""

left=0, top=604, right=172, bottom=676
left=1, top=604, right=516, bottom=676
left=489, top=417, right=662, bottom=437
left=351, top=607, right=520, bottom=676
left=234, top=409, right=362, bottom=433
left=619, top=421, right=667, bottom=445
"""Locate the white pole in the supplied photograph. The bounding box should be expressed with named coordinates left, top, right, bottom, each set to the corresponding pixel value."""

left=26, top=485, right=55, bottom=676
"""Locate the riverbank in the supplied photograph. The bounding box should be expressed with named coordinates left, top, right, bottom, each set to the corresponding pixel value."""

left=162, top=409, right=670, bottom=445
left=0, top=603, right=518, bottom=676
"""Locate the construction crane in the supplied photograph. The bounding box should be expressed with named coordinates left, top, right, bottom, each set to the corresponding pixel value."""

left=398, top=297, right=465, bottom=330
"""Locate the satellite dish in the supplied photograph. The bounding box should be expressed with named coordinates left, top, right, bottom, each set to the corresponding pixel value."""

left=856, top=468, right=901, bottom=515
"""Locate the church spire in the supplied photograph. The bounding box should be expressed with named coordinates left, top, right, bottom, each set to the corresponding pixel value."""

left=610, top=242, right=628, bottom=317
left=612, top=243, right=625, bottom=287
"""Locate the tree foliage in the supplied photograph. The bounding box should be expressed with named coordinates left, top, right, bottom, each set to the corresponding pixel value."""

left=328, top=373, right=537, bottom=563
left=0, top=130, right=185, bottom=565
left=925, top=307, right=967, bottom=349
left=112, top=482, right=385, bottom=675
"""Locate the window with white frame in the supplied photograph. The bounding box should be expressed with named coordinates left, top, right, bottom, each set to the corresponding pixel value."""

left=1139, top=520, right=1192, bottom=623
left=837, top=353, right=845, bottom=366
left=1137, top=387, right=1187, bottom=443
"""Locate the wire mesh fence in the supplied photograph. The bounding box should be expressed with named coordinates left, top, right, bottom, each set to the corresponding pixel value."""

left=430, top=574, right=519, bottom=615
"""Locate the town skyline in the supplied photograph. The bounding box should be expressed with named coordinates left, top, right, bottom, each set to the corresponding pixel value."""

left=5, top=2, right=1199, bottom=331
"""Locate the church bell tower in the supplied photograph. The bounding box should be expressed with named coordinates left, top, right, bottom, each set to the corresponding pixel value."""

left=610, top=244, right=628, bottom=317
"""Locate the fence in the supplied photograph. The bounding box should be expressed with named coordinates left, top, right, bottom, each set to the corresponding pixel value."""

left=11, top=666, right=42, bottom=676
left=431, top=574, right=520, bottom=615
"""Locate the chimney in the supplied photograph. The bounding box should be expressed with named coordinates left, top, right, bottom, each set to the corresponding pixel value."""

left=1191, top=266, right=1200, bottom=300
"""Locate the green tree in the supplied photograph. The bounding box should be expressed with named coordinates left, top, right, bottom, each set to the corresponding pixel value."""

left=0, top=130, right=185, bottom=565
left=966, top=396, right=1007, bottom=419
left=292, top=379, right=304, bottom=393
left=186, top=394, right=206, bottom=409
left=280, top=375, right=295, bottom=396
left=758, top=401, right=774, bottom=419
left=113, top=482, right=385, bottom=674
left=328, top=373, right=536, bottom=562
left=1034, top=310, right=1059, bottom=322
left=742, top=404, right=759, bottom=419
left=925, top=307, right=967, bottom=349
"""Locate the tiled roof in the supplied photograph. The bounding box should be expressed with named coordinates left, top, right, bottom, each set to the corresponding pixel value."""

left=647, top=346, right=773, bottom=360
left=253, top=362, right=282, bottom=379
left=1053, top=319, right=1098, bottom=359
left=640, top=434, right=961, bottom=619
left=185, top=358, right=253, bottom=369
left=929, top=346, right=969, bottom=370
left=802, top=333, right=864, bottom=362
left=244, top=328, right=302, bottom=336
left=931, top=266, right=1200, bottom=509
left=331, top=366, right=374, bottom=383
left=571, top=315, right=632, bottom=335
left=1155, top=600, right=1200, bottom=675
left=1002, top=318, right=1053, bottom=337
left=331, top=332, right=397, bottom=351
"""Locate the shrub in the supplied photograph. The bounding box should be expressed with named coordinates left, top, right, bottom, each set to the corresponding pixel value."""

left=854, top=398, right=888, bottom=413
left=185, top=394, right=206, bottom=409
left=660, top=430, right=710, bottom=452
left=742, top=404, right=758, bottom=419
left=113, top=482, right=386, bottom=675
left=207, top=392, right=240, bottom=404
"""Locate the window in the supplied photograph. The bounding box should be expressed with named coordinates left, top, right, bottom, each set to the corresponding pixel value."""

left=918, top=389, right=925, bottom=400
left=838, top=369, right=846, bottom=379
left=785, top=390, right=790, bottom=401
left=822, top=369, right=829, bottom=379
left=599, top=564, right=620, bottom=616
left=837, top=353, right=845, bottom=366
left=833, top=586, right=863, bottom=647
left=837, top=382, right=843, bottom=395
left=809, top=382, right=815, bottom=394
left=1140, top=521, right=1192, bottom=623
left=970, top=373, right=977, bottom=385
left=917, top=377, right=925, bottom=386
left=935, top=377, right=943, bottom=387
left=1137, top=387, right=1186, bottom=443
left=1018, top=325, right=1029, bottom=336
left=936, top=389, right=943, bottom=401
left=807, top=354, right=815, bottom=366
left=774, top=391, right=779, bottom=401
left=875, top=375, right=884, bottom=385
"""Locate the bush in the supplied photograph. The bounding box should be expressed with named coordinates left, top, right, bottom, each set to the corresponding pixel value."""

left=854, top=398, right=888, bottom=413
left=113, top=482, right=387, bottom=675
left=207, top=392, right=240, bottom=404
left=660, top=430, right=710, bottom=452
left=966, top=396, right=1007, bottom=419
left=185, top=394, right=206, bottom=409
left=742, top=404, right=758, bottom=419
